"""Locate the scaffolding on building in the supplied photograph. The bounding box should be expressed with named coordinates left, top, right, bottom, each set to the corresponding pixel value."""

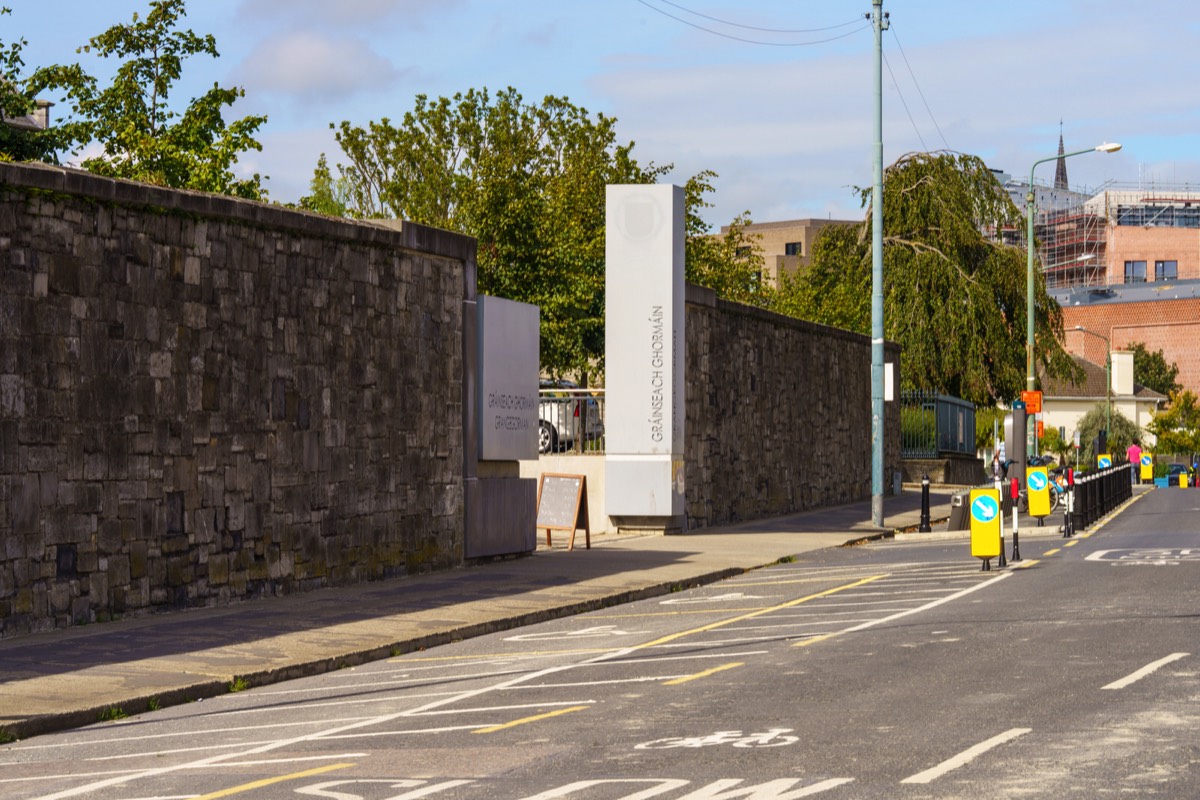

left=1037, top=204, right=1108, bottom=289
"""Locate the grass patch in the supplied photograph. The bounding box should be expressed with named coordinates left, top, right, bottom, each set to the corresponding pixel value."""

left=0, top=729, right=16, bottom=744
left=228, top=677, right=251, bottom=693
left=98, top=706, right=128, bottom=722
left=147, top=697, right=161, bottom=711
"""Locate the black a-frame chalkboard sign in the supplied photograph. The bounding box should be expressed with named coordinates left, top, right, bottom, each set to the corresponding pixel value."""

left=535, top=473, right=591, bottom=550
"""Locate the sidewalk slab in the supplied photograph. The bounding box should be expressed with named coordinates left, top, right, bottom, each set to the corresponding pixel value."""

left=0, top=489, right=955, bottom=740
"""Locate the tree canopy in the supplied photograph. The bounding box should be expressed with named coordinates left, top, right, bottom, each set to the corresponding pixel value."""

left=1128, top=342, right=1181, bottom=397
left=1076, top=404, right=1140, bottom=463
left=1147, top=390, right=1200, bottom=456
left=25, top=0, right=266, bottom=198
left=773, top=151, right=1079, bottom=406
left=0, top=7, right=67, bottom=162
left=307, top=87, right=759, bottom=382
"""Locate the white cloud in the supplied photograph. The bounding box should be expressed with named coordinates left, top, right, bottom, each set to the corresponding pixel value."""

left=234, top=31, right=404, bottom=103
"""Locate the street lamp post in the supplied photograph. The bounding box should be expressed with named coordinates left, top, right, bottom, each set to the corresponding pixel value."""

left=1074, top=325, right=1111, bottom=437
left=1025, top=142, right=1121, bottom=453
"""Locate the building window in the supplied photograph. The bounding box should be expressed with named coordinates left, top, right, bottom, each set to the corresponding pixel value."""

left=784, top=242, right=802, bottom=256
left=1124, top=260, right=1147, bottom=283
left=736, top=246, right=752, bottom=259
left=1155, top=259, right=1178, bottom=280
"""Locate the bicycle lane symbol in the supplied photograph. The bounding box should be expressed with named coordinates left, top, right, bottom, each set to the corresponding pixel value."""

left=635, top=728, right=799, bottom=750
left=1086, top=549, right=1200, bottom=565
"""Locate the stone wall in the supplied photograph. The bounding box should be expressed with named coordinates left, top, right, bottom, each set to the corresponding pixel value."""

left=685, top=285, right=901, bottom=529
left=0, top=163, right=471, bottom=637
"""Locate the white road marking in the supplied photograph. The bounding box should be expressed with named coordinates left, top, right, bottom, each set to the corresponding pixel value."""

left=901, top=728, right=1032, bottom=784
left=660, top=592, right=770, bottom=604
left=1102, top=653, right=1190, bottom=690
left=838, top=572, right=1013, bottom=635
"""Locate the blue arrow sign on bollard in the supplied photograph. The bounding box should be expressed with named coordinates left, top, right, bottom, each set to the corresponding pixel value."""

left=1028, top=471, right=1048, bottom=491
left=971, top=495, right=1000, bottom=523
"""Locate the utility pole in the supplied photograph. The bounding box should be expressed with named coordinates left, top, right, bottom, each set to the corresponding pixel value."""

left=870, top=0, right=888, bottom=528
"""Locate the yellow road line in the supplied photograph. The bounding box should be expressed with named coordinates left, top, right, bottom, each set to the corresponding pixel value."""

left=793, top=633, right=839, bottom=649
left=663, top=662, right=743, bottom=686
left=1043, top=548, right=1061, bottom=556
left=472, top=705, right=590, bottom=734
left=192, top=763, right=354, bottom=799
left=1064, top=540, right=1079, bottom=548
left=634, top=574, right=890, bottom=650
left=1013, top=559, right=1040, bottom=569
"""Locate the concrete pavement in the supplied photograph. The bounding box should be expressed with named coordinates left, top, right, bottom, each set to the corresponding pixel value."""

left=1, top=486, right=979, bottom=741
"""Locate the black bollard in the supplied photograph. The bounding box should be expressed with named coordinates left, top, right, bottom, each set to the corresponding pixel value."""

left=918, top=475, right=932, bottom=533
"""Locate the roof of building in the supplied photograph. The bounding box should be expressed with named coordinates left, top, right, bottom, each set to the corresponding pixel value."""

left=1041, top=354, right=1167, bottom=402
left=1052, top=278, right=1200, bottom=307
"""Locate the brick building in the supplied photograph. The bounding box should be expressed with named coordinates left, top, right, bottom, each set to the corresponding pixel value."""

left=1055, top=283, right=1200, bottom=396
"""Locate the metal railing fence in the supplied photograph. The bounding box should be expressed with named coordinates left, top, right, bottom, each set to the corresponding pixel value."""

left=900, top=391, right=976, bottom=459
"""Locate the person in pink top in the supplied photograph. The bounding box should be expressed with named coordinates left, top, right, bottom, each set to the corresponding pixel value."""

left=1126, top=439, right=1142, bottom=484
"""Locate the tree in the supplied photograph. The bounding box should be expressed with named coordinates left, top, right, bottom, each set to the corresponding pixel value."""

left=298, top=154, right=350, bottom=217
left=1147, top=390, right=1200, bottom=456
left=315, top=87, right=772, bottom=381
left=682, top=170, right=771, bottom=307
left=0, top=7, right=66, bottom=162
left=773, top=223, right=868, bottom=332
left=1127, top=342, right=1181, bottom=397
left=774, top=151, right=1080, bottom=406
left=1075, top=404, right=1141, bottom=463
left=27, top=0, right=266, bottom=198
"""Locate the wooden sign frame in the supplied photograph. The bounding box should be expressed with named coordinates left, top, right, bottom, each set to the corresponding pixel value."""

left=535, top=473, right=591, bottom=550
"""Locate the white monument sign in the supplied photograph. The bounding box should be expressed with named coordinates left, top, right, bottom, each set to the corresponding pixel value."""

left=605, top=184, right=685, bottom=518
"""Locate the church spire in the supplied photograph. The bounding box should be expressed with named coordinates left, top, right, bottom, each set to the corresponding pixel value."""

left=1054, top=121, right=1069, bottom=190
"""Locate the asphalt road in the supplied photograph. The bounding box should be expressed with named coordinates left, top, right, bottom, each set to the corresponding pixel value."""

left=2, top=487, right=1197, bottom=800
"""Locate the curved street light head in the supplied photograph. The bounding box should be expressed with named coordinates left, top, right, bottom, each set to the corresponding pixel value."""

left=1095, top=142, right=1122, bottom=153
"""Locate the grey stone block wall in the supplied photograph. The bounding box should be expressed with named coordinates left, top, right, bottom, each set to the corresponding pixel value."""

left=685, top=284, right=902, bottom=529
left=0, top=163, right=470, bottom=637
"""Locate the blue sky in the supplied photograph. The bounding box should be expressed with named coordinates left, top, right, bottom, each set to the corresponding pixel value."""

left=8, top=0, right=1200, bottom=227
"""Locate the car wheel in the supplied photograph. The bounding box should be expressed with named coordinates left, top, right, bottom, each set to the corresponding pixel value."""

left=539, top=421, right=557, bottom=455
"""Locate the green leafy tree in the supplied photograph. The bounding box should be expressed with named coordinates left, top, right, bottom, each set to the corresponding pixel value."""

left=1147, top=390, right=1200, bottom=456
left=773, top=223, right=868, bottom=332
left=683, top=170, right=771, bottom=306
left=299, top=153, right=350, bottom=217
left=1127, top=342, right=1181, bottom=397
left=314, top=87, right=667, bottom=381
left=0, top=7, right=66, bottom=162
left=774, top=151, right=1079, bottom=406
left=1039, top=425, right=1073, bottom=465
left=1075, top=404, right=1141, bottom=463
left=27, top=0, right=266, bottom=198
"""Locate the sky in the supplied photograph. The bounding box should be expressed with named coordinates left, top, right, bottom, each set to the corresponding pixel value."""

left=7, top=0, right=1200, bottom=228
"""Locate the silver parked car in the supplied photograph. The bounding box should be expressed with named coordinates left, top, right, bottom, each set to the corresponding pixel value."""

left=538, top=379, right=604, bottom=454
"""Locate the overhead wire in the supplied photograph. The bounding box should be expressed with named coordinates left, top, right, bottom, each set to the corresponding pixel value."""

left=634, top=0, right=870, bottom=47
left=888, top=23, right=951, bottom=150
left=648, top=0, right=864, bottom=34
left=883, top=51, right=928, bottom=152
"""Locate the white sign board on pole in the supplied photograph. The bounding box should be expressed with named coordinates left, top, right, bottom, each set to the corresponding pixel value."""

left=604, top=184, right=685, bottom=518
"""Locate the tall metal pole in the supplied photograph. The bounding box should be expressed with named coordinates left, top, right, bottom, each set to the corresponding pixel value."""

left=1026, top=143, right=1121, bottom=456
left=870, top=0, right=887, bottom=528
